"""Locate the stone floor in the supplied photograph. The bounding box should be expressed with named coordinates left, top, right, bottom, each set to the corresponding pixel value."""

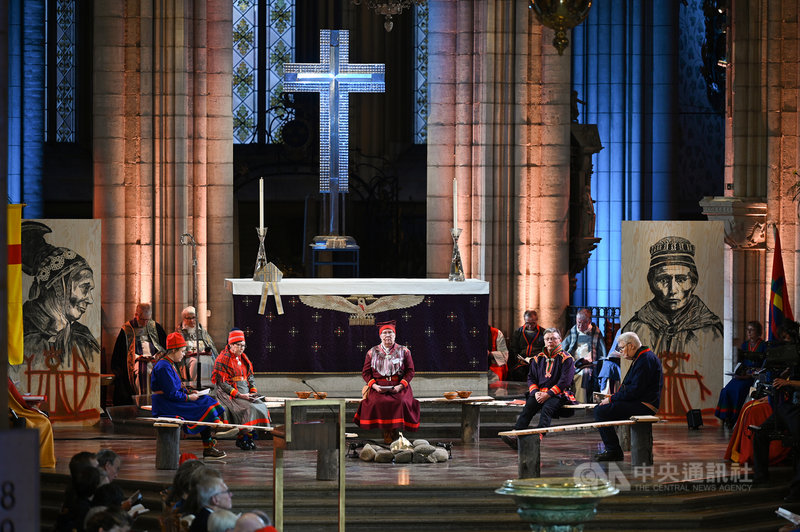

left=49, top=420, right=757, bottom=490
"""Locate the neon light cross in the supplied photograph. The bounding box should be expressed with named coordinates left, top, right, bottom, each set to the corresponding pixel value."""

left=283, top=29, right=385, bottom=235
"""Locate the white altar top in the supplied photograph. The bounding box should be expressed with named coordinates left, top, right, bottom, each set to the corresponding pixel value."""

left=225, top=278, right=490, bottom=295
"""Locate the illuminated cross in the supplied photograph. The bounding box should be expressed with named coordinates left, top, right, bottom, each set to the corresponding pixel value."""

left=283, top=29, right=385, bottom=235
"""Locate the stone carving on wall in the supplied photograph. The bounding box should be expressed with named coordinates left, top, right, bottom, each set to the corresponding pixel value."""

left=568, top=121, right=604, bottom=295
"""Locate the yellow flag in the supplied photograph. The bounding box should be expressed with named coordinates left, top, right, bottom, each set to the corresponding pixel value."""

left=8, top=204, right=23, bottom=364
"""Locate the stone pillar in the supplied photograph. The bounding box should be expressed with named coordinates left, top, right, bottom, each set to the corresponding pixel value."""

left=426, top=0, right=571, bottom=334
left=94, top=0, right=233, bottom=352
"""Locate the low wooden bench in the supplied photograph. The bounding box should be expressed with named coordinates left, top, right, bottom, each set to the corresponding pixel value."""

left=498, top=415, right=660, bottom=478
left=140, top=416, right=276, bottom=469
left=459, top=400, right=596, bottom=444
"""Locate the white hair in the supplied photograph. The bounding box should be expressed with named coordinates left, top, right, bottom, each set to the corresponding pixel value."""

left=617, top=331, right=642, bottom=349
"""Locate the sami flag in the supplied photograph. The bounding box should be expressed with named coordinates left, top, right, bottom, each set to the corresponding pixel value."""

left=7, top=204, right=23, bottom=364
left=769, top=226, right=795, bottom=342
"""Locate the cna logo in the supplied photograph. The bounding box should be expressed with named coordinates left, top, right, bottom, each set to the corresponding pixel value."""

left=573, top=461, right=631, bottom=491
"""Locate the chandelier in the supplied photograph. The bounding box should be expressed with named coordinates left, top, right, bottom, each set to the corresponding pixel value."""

left=529, top=0, right=593, bottom=55
left=352, top=0, right=426, bottom=32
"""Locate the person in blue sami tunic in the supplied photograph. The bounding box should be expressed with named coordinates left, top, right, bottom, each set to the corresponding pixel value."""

left=151, top=332, right=234, bottom=459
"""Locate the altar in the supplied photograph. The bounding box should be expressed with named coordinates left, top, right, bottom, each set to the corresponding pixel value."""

left=225, top=278, right=490, bottom=376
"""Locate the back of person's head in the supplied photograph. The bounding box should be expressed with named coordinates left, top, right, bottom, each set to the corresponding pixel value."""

left=166, top=459, right=207, bottom=507
left=84, top=506, right=132, bottom=532
left=69, top=451, right=98, bottom=479
left=95, top=449, right=119, bottom=468
left=92, top=483, right=125, bottom=507
left=74, top=465, right=103, bottom=499
left=233, top=511, right=273, bottom=532
left=208, top=509, right=239, bottom=532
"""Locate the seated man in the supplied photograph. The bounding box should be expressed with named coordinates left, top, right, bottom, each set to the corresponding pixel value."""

left=177, top=305, right=218, bottom=388
left=501, top=328, right=576, bottom=450
left=593, top=331, right=663, bottom=461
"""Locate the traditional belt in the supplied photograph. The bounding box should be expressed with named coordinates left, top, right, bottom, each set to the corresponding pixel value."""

left=232, top=376, right=247, bottom=382
left=379, top=375, right=400, bottom=383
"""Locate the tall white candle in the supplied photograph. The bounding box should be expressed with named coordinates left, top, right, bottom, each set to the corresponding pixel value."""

left=452, top=178, right=458, bottom=229
left=259, top=178, right=264, bottom=230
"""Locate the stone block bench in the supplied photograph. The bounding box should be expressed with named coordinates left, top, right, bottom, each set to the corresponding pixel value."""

left=498, top=415, right=660, bottom=478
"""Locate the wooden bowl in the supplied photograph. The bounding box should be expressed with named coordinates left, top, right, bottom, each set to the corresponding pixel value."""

left=443, top=392, right=459, bottom=400
left=313, top=392, right=328, bottom=400
left=456, top=390, right=472, bottom=398
left=295, top=391, right=312, bottom=399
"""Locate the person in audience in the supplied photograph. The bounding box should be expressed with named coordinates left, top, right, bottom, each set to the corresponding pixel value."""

left=96, top=449, right=121, bottom=482
left=177, top=305, right=218, bottom=388
left=487, top=323, right=510, bottom=393
left=56, top=464, right=103, bottom=532
left=111, top=302, right=168, bottom=404
left=84, top=507, right=132, bottom=532
left=507, top=310, right=546, bottom=382
left=593, top=331, right=663, bottom=461
left=562, top=308, right=607, bottom=403
left=233, top=511, right=278, bottom=532
left=152, top=332, right=235, bottom=459
left=212, top=329, right=271, bottom=450
left=92, top=484, right=126, bottom=508
left=7, top=376, right=56, bottom=467
left=208, top=509, right=239, bottom=532
left=188, top=470, right=233, bottom=532
left=501, top=328, right=576, bottom=450
left=715, top=320, right=767, bottom=428
left=354, top=321, right=421, bottom=443
left=164, top=459, right=208, bottom=514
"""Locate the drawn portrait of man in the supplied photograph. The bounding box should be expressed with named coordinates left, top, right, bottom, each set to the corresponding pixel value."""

left=621, top=222, right=724, bottom=420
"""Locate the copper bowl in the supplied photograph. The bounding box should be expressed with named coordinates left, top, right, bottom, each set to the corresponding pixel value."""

left=443, top=392, right=459, bottom=400
left=456, top=390, right=472, bottom=398
left=295, top=391, right=312, bottom=399
left=313, top=392, right=328, bottom=400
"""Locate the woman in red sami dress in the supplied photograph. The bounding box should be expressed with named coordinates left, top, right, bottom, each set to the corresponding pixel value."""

left=354, top=322, right=420, bottom=443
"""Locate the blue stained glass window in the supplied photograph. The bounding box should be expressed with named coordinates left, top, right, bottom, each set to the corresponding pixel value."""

left=233, top=0, right=295, bottom=144
left=413, top=3, right=428, bottom=144
left=52, top=0, right=76, bottom=142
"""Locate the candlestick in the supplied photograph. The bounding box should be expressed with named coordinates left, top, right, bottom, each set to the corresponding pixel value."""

left=448, top=227, right=465, bottom=282
left=452, top=178, right=458, bottom=228
left=259, top=178, right=264, bottom=230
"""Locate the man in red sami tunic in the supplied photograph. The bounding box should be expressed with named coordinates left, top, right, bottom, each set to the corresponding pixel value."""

left=354, top=321, right=420, bottom=443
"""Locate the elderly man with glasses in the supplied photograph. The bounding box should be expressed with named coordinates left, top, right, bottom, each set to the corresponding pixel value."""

left=177, top=306, right=218, bottom=389
left=188, top=471, right=233, bottom=532
left=212, top=329, right=272, bottom=451
left=593, top=331, right=663, bottom=461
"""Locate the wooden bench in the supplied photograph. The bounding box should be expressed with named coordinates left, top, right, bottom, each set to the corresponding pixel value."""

left=140, top=416, right=276, bottom=469
left=459, top=399, right=596, bottom=444
left=498, top=415, right=660, bottom=478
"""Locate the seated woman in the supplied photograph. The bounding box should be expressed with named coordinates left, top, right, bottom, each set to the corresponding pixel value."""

left=151, top=333, right=232, bottom=459
left=354, top=321, right=420, bottom=443
left=7, top=377, right=56, bottom=467
left=715, top=321, right=767, bottom=428
left=211, top=329, right=271, bottom=451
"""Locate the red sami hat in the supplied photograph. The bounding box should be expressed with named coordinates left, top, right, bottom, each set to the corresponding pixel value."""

left=377, top=321, right=396, bottom=335
left=166, top=332, right=187, bottom=350
left=228, top=329, right=246, bottom=344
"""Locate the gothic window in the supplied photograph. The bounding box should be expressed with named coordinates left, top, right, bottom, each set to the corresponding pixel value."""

left=46, top=0, right=77, bottom=142
left=413, top=2, right=428, bottom=144
left=233, top=0, right=296, bottom=144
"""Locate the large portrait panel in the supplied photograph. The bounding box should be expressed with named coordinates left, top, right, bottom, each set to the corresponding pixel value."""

left=621, top=221, right=724, bottom=421
left=9, top=219, right=102, bottom=426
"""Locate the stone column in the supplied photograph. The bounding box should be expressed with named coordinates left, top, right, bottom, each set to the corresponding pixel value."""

left=94, top=0, right=233, bottom=351
left=426, top=0, right=571, bottom=334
